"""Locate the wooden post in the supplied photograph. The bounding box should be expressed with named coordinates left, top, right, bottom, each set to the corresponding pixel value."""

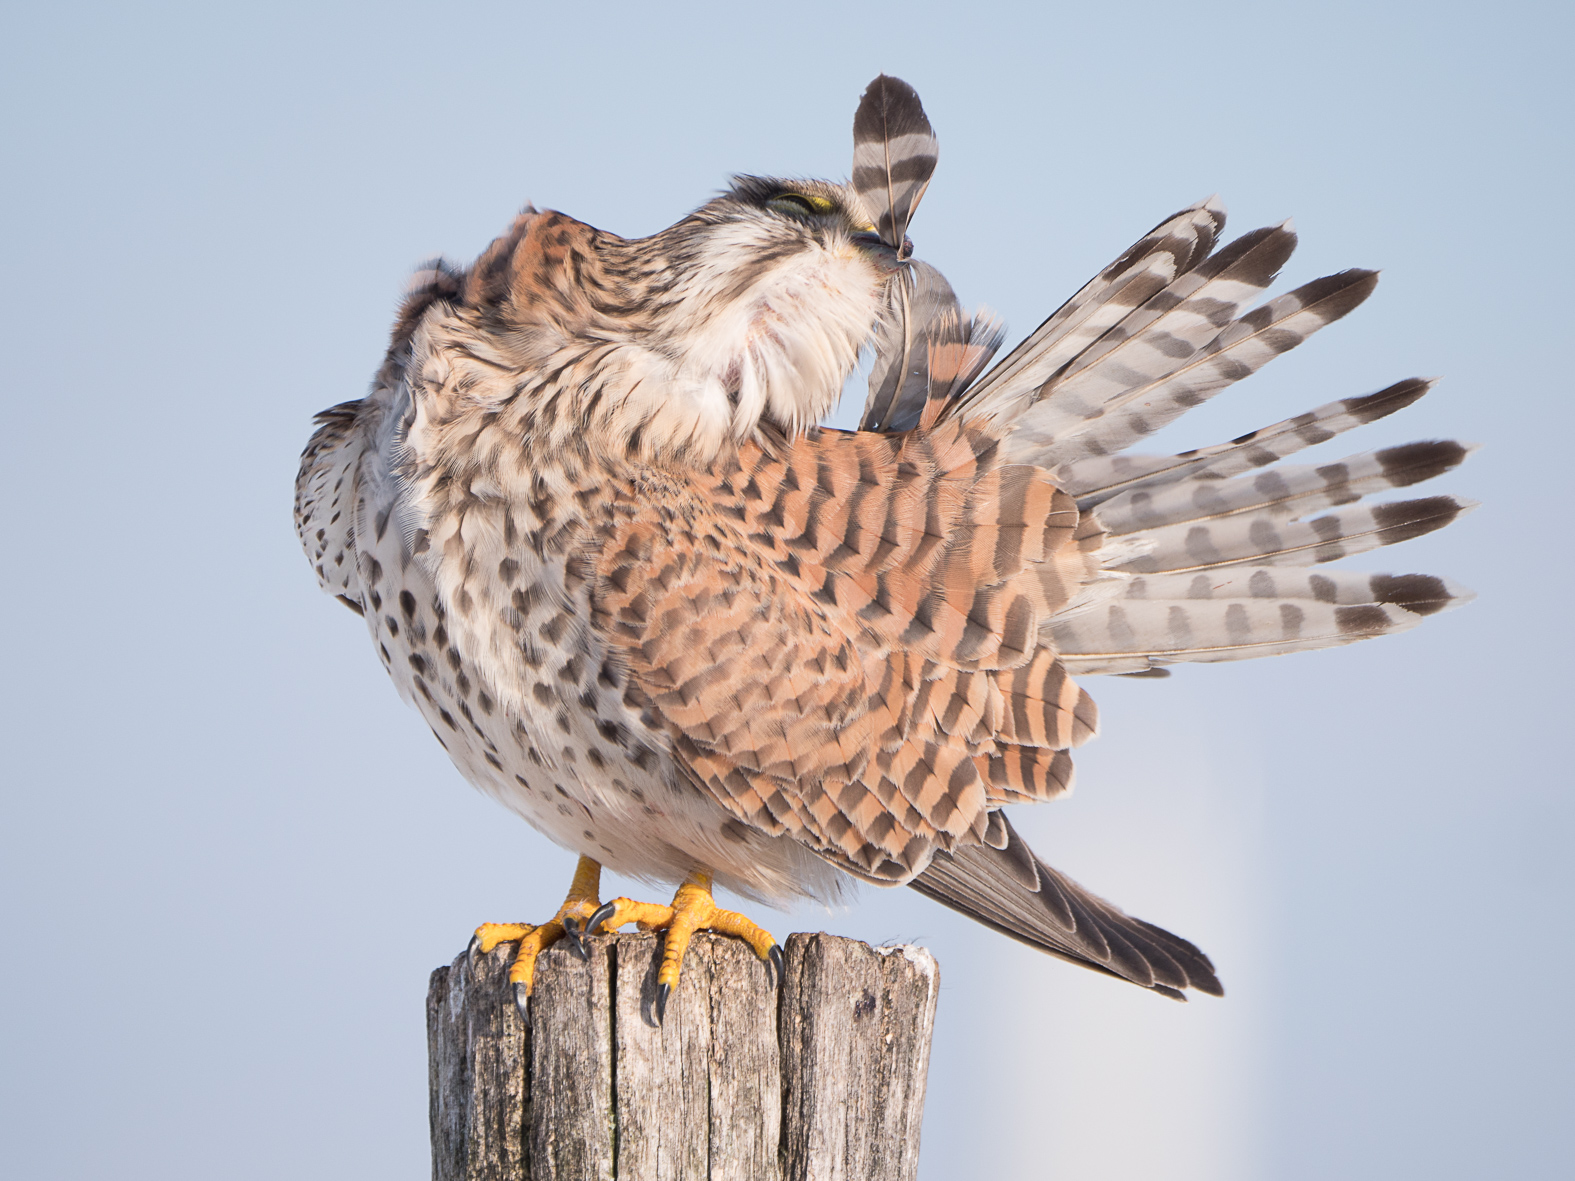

left=427, top=930, right=940, bottom=1181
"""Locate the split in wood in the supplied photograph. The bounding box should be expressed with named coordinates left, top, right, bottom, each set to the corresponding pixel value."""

left=429, top=929, right=940, bottom=1181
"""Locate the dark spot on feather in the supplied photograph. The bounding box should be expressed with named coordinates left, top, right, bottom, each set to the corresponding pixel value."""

left=1374, top=497, right=1462, bottom=545
left=1279, top=603, right=1305, bottom=638
left=1335, top=605, right=1392, bottom=634
left=1350, top=378, right=1429, bottom=423
left=1371, top=573, right=1452, bottom=616
left=1375, top=440, right=1467, bottom=486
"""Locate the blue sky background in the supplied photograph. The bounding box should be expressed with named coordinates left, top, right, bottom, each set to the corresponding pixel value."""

left=2, top=2, right=1570, bottom=1178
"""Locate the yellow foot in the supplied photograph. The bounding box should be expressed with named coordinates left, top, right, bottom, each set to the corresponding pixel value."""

left=468, top=855, right=604, bottom=1018
left=586, top=871, right=783, bottom=1022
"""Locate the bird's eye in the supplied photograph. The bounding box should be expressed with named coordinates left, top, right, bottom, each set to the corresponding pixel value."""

left=768, top=193, right=829, bottom=219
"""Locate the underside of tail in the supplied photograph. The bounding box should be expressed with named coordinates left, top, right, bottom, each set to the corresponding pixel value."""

left=863, top=196, right=1474, bottom=676
left=910, top=811, right=1222, bottom=998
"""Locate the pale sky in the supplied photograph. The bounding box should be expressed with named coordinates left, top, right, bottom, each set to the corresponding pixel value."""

left=2, top=3, right=1570, bottom=1178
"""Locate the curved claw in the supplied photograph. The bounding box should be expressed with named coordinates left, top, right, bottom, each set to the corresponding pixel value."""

left=768, top=944, right=785, bottom=989
left=655, top=981, right=671, bottom=1025
left=586, top=901, right=618, bottom=938
left=562, top=915, right=589, bottom=961
left=513, top=982, right=531, bottom=1024
left=467, top=934, right=481, bottom=969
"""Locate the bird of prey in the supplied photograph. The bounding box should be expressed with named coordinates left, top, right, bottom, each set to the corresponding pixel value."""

left=296, top=75, right=1472, bottom=1016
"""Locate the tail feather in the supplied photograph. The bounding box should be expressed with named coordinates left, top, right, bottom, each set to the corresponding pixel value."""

left=1059, top=377, right=1435, bottom=507
left=996, top=224, right=1297, bottom=447
left=1094, top=440, right=1474, bottom=537
left=1052, top=567, right=1473, bottom=674
left=1057, top=595, right=1425, bottom=673
left=1011, top=268, right=1379, bottom=468
left=910, top=812, right=1222, bottom=998
left=1116, top=567, right=1474, bottom=612
left=1113, top=494, right=1475, bottom=576
left=958, top=197, right=1226, bottom=418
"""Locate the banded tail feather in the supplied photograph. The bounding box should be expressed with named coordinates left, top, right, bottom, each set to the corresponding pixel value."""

left=1109, top=494, right=1475, bottom=576
left=1007, top=267, right=1380, bottom=468
left=1052, top=568, right=1474, bottom=674
left=1092, top=440, right=1475, bottom=537
left=1059, top=377, right=1437, bottom=507
left=851, top=74, right=938, bottom=251
left=957, top=196, right=1227, bottom=419
left=911, top=811, right=1222, bottom=998
left=1006, top=223, right=1299, bottom=443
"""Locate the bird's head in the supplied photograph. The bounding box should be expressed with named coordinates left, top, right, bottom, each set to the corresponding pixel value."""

left=617, top=174, right=909, bottom=449
left=426, top=177, right=913, bottom=467
left=399, top=75, right=939, bottom=468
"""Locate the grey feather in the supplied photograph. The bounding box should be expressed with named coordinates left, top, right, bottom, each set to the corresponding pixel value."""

left=1053, top=567, right=1474, bottom=673
left=861, top=261, right=1005, bottom=433
left=851, top=74, right=938, bottom=249
left=1008, top=268, right=1380, bottom=468
left=1111, top=494, right=1476, bottom=576
left=910, top=812, right=1222, bottom=998
left=993, top=224, right=1297, bottom=447
left=1059, top=377, right=1436, bottom=507
left=956, top=197, right=1227, bottom=422
left=1094, top=440, right=1474, bottom=536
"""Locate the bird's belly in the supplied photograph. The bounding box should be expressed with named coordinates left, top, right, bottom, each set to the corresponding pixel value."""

left=358, top=542, right=844, bottom=907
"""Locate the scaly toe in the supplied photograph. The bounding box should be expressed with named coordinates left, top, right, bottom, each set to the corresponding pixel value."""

left=472, top=922, right=536, bottom=960
left=587, top=897, right=678, bottom=935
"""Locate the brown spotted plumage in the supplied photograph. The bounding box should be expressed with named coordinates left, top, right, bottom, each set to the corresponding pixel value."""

left=295, top=76, right=1470, bottom=1007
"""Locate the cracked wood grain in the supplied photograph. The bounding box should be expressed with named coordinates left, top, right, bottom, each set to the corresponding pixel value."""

left=428, top=931, right=939, bottom=1181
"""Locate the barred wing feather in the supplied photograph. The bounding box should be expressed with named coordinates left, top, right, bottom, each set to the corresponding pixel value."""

left=861, top=261, right=1005, bottom=434
left=958, top=197, right=1227, bottom=419
left=1059, top=377, right=1437, bottom=507
left=1054, top=569, right=1474, bottom=674
left=852, top=197, right=1474, bottom=680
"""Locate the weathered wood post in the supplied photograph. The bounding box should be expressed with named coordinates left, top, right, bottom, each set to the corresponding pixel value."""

left=427, top=931, right=940, bottom=1180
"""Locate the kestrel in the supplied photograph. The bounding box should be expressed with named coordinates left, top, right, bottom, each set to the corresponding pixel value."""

left=295, top=76, right=1471, bottom=1017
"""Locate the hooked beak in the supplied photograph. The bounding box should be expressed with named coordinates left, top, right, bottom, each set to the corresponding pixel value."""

left=852, top=230, right=914, bottom=273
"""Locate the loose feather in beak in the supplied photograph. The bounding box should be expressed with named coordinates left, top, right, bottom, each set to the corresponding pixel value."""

left=852, top=74, right=939, bottom=251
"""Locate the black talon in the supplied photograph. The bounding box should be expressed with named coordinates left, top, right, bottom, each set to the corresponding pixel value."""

left=768, top=944, right=784, bottom=989
left=655, top=981, right=671, bottom=1025
left=563, top=916, right=589, bottom=961
left=467, top=934, right=481, bottom=968
left=586, top=901, right=617, bottom=938
left=513, top=982, right=531, bottom=1025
